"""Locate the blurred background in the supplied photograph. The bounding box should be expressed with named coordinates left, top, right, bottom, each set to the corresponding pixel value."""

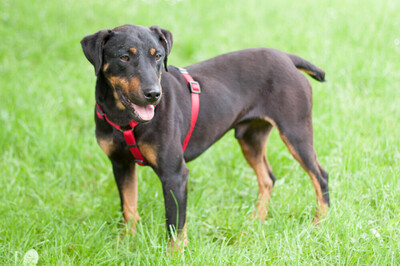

left=1, top=0, right=399, bottom=264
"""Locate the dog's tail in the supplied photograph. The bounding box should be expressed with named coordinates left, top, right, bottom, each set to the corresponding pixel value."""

left=287, top=54, right=326, bottom=82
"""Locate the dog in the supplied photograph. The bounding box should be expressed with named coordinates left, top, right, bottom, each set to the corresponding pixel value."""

left=81, top=24, right=329, bottom=250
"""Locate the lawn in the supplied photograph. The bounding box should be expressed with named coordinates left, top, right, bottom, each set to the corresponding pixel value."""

left=1, top=0, right=400, bottom=264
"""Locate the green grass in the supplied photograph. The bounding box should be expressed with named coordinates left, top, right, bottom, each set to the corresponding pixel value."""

left=1, top=0, right=400, bottom=264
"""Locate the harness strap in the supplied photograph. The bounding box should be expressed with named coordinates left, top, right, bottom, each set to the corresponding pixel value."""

left=178, top=67, right=201, bottom=153
left=95, top=67, right=200, bottom=166
left=96, top=104, right=121, bottom=131
left=123, top=130, right=147, bottom=166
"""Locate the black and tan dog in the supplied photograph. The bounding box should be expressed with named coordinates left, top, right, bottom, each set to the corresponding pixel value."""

left=81, top=24, right=329, bottom=249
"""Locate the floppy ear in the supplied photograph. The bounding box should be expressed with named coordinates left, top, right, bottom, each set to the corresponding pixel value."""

left=150, top=26, right=173, bottom=71
left=81, top=30, right=113, bottom=75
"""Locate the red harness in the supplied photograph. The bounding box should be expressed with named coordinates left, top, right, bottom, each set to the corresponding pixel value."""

left=95, top=67, right=200, bottom=166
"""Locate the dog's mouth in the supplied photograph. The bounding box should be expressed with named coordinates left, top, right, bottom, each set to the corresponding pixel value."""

left=117, top=90, right=155, bottom=122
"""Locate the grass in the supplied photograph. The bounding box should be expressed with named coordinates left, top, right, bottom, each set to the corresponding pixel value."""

left=1, top=0, right=400, bottom=264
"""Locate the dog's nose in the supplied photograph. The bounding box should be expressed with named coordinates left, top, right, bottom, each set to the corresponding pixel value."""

left=143, top=87, right=161, bottom=102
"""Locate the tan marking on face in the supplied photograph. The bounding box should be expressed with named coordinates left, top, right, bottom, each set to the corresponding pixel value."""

left=130, top=47, right=137, bottom=55
left=158, top=71, right=162, bottom=85
left=150, top=48, right=156, bottom=55
left=103, top=62, right=110, bottom=72
left=107, top=75, right=141, bottom=94
left=107, top=76, right=127, bottom=88
left=138, top=143, right=157, bottom=167
left=97, top=137, right=115, bottom=157
left=107, top=75, right=141, bottom=109
left=113, top=90, right=126, bottom=110
left=127, top=76, right=141, bottom=94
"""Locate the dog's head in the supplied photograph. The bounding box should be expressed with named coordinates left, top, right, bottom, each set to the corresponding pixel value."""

left=81, top=25, right=173, bottom=122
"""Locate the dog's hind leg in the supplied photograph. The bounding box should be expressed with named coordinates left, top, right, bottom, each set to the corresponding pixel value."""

left=236, top=120, right=276, bottom=221
left=270, top=115, right=329, bottom=224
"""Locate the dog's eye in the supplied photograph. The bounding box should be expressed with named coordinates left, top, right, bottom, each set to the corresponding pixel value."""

left=155, top=54, right=162, bottom=61
left=120, top=55, right=130, bottom=62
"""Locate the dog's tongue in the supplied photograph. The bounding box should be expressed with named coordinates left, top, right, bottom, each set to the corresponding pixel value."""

left=132, top=103, right=155, bottom=121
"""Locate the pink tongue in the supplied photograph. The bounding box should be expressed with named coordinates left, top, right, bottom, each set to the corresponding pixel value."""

left=132, top=103, right=155, bottom=121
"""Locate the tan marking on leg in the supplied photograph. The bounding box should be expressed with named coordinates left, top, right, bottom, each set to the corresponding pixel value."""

left=168, top=223, right=188, bottom=255
left=254, top=159, right=273, bottom=221
left=278, top=132, right=327, bottom=223
left=138, top=143, right=158, bottom=167
left=279, top=133, right=304, bottom=167
left=150, top=48, right=156, bottom=55
left=262, top=116, right=278, bottom=130
left=307, top=170, right=328, bottom=224
left=238, top=139, right=274, bottom=221
left=103, top=62, right=109, bottom=72
left=130, top=47, right=137, bottom=55
left=97, top=137, right=115, bottom=157
left=121, top=169, right=141, bottom=234
left=262, top=116, right=328, bottom=222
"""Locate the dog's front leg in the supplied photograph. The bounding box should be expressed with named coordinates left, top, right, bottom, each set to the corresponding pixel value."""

left=111, top=159, right=141, bottom=234
left=156, top=161, right=189, bottom=253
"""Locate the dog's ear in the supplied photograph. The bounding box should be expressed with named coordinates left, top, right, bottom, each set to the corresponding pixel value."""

left=150, top=26, right=173, bottom=71
left=81, top=30, right=113, bottom=76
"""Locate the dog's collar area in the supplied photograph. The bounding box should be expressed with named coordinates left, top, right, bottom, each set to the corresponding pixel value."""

left=96, top=67, right=201, bottom=166
left=96, top=104, right=145, bottom=165
left=95, top=104, right=139, bottom=130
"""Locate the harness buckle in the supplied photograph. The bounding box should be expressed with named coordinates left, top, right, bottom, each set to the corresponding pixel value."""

left=178, top=67, right=188, bottom=74
left=189, top=81, right=201, bottom=94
